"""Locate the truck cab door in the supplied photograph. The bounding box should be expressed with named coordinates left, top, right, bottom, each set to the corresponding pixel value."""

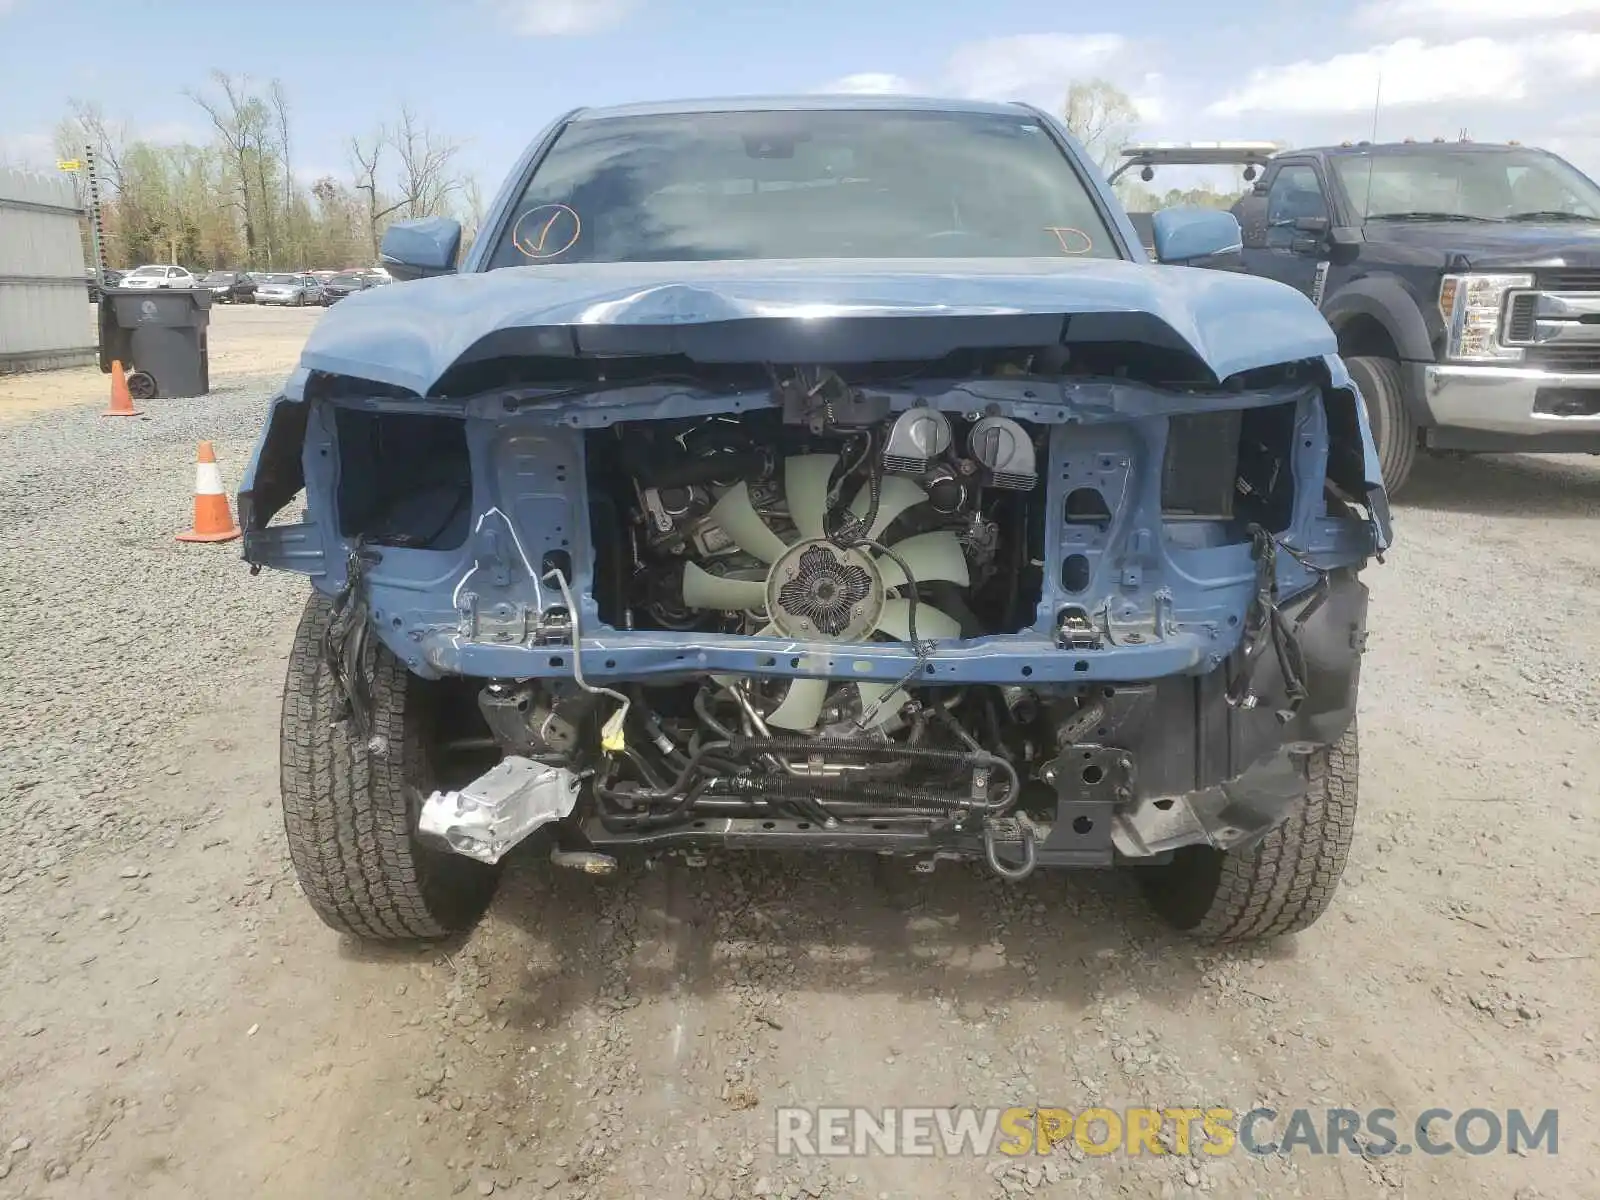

left=1241, top=161, right=1335, bottom=306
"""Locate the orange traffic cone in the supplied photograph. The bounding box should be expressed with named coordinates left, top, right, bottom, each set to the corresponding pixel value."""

left=176, top=442, right=242, bottom=543
left=104, top=360, right=142, bottom=417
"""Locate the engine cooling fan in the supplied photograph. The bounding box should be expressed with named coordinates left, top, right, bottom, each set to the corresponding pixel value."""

left=679, top=454, right=969, bottom=730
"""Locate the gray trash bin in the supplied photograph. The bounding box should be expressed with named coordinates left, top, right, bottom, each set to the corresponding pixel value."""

left=102, top=288, right=213, bottom=398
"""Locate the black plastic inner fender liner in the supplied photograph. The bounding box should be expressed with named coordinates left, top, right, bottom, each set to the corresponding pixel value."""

left=1110, top=568, right=1366, bottom=800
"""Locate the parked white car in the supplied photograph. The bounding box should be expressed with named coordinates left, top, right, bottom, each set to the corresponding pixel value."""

left=121, top=265, right=198, bottom=290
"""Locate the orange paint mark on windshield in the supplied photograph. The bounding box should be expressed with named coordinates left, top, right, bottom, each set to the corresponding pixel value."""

left=512, top=204, right=582, bottom=260
left=1046, top=226, right=1093, bottom=255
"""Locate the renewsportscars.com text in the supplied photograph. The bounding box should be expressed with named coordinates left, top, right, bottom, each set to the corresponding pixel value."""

left=775, top=1106, right=1559, bottom=1158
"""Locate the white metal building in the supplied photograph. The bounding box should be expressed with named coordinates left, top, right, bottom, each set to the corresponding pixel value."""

left=0, top=167, right=96, bottom=374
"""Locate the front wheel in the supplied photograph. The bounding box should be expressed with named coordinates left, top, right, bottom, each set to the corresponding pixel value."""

left=1344, top=356, right=1417, bottom=495
left=1139, top=724, right=1358, bottom=943
left=280, top=593, right=502, bottom=941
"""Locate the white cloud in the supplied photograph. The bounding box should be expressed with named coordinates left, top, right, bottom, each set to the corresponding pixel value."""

left=943, top=33, right=1126, bottom=107
left=1204, top=36, right=1586, bottom=117
left=496, top=0, right=635, bottom=36
left=0, top=132, right=53, bottom=169
left=817, top=33, right=1134, bottom=112
left=138, top=120, right=202, bottom=145
left=1130, top=72, right=1167, bottom=124
left=1541, top=31, right=1600, bottom=79
left=1356, top=0, right=1600, bottom=32
left=820, top=73, right=918, bottom=95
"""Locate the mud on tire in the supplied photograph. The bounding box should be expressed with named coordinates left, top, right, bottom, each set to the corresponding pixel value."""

left=280, top=592, right=501, bottom=941
left=1140, top=723, right=1359, bottom=943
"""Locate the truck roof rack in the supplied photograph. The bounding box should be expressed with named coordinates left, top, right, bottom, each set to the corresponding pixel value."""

left=1109, top=141, right=1282, bottom=184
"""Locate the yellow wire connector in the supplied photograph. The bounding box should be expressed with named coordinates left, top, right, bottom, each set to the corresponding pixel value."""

left=600, top=707, right=628, bottom=753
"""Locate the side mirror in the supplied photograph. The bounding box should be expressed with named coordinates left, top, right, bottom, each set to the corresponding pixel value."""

left=380, top=216, right=461, bottom=282
left=1290, top=215, right=1333, bottom=256
left=1151, top=207, right=1243, bottom=265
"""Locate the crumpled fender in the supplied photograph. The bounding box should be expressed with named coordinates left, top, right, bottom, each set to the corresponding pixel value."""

left=1321, top=354, right=1393, bottom=551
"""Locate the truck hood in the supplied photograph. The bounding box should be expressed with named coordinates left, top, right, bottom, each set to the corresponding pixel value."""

left=1361, top=221, right=1600, bottom=270
left=292, top=258, right=1337, bottom=397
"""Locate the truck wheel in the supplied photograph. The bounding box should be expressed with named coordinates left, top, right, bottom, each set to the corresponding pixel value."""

left=280, top=592, right=501, bottom=941
left=1139, top=724, right=1358, bottom=943
left=1344, top=356, right=1416, bottom=495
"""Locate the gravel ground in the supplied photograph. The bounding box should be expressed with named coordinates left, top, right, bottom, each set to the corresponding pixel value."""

left=0, top=305, right=1597, bottom=1199
left=0, top=355, right=305, bottom=882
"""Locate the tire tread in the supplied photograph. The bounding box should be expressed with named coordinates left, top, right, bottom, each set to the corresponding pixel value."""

left=1182, top=726, right=1358, bottom=942
left=1346, top=355, right=1416, bottom=495
left=280, top=592, right=494, bottom=941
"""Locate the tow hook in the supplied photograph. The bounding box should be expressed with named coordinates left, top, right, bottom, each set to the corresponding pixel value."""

left=982, top=814, right=1040, bottom=882
left=912, top=850, right=965, bottom=874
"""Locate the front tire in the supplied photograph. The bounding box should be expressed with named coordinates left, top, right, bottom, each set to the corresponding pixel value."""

left=1140, top=724, right=1358, bottom=943
left=280, top=592, right=501, bottom=941
left=1344, top=356, right=1417, bottom=495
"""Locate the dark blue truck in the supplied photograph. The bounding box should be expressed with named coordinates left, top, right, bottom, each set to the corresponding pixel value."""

left=1118, top=139, right=1600, bottom=492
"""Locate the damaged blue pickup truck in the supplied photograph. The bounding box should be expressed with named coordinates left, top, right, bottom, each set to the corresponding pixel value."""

left=241, top=96, right=1392, bottom=944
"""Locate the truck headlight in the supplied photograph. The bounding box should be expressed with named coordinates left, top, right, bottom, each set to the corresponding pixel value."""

left=1439, top=273, right=1532, bottom=363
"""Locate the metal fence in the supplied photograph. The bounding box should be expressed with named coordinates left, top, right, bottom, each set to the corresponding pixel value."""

left=0, top=167, right=95, bottom=374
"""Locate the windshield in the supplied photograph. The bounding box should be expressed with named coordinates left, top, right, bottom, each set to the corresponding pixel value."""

left=1332, top=149, right=1600, bottom=221
left=203, top=273, right=233, bottom=283
left=129, top=266, right=165, bottom=277
left=261, top=274, right=298, bottom=284
left=486, top=108, right=1119, bottom=267
left=331, top=272, right=367, bottom=284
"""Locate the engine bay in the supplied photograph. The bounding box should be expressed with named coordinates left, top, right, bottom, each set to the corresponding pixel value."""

left=284, top=354, right=1379, bottom=876
left=588, top=370, right=1045, bottom=736
left=526, top=368, right=1087, bottom=871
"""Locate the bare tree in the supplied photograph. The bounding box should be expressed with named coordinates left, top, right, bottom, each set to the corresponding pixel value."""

left=1061, top=78, right=1140, bottom=172
left=391, top=104, right=464, bottom=220
left=54, top=83, right=476, bottom=271
left=270, top=79, right=295, bottom=263
left=57, top=100, right=128, bottom=193
left=187, top=72, right=265, bottom=262
left=350, top=128, right=388, bottom=263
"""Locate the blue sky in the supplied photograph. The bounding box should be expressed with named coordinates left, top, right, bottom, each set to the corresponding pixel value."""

left=2, top=0, right=1597, bottom=188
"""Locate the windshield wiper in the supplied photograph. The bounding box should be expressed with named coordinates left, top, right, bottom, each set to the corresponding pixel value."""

left=1365, top=212, right=1499, bottom=223
left=1505, top=210, right=1600, bottom=223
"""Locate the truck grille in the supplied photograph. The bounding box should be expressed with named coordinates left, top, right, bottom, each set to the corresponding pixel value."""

left=1525, top=344, right=1600, bottom=372
left=1505, top=293, right=1538, bottom=342
left=1505, top=271, right=1600, bottom=371
left=1534, top=269, right=1600, bottom=291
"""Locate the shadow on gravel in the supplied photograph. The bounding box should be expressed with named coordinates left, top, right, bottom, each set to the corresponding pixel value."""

left=1398, top=452, right=1600, bottom=518
left=336, top=930, right=479, bottom=965
left=486, top=852, right=1289, bottom=1034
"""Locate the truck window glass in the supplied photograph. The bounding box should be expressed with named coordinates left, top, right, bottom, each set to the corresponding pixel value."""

left=1266, top=166, right=1328, bottom=228
left=487, top=109, right=1121, bottom=266
left=1332, top=149, right=1600, bottom=221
